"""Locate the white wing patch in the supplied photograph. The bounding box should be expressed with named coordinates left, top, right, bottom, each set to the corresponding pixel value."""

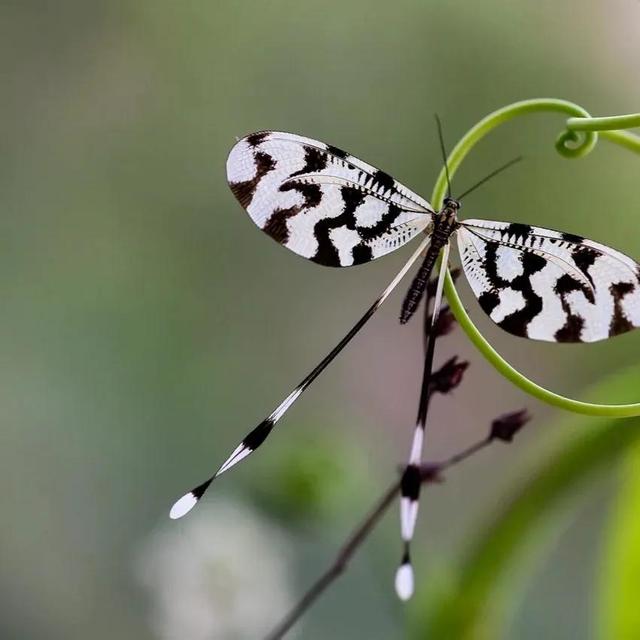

left=457, top=219, right=640, bottom=342
left=226, top=131, right=433, bottom=266
left=495, top=244, right=524, bottom=281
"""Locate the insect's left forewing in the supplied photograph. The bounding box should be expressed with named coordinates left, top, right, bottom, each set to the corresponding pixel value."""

left=226, top=131, right=433, bottom=267
left=457, top=219, right=640, bottom=342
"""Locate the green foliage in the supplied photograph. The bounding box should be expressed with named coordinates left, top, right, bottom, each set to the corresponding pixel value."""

left=409, top=364, right=640, bottom=639
left=247, top=431, right=369, bottom=525
left=598, top=440, right=640, bottom=639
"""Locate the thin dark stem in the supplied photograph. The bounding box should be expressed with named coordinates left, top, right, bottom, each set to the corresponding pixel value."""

left=438, top=436, right=491, bottom=470
left=263, top=480, right=401, bottom=640
left=262, top=432, right=495, bottom=640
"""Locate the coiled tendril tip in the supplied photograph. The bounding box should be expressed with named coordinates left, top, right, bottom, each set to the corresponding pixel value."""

left=432, top=98, right=640, bottom=418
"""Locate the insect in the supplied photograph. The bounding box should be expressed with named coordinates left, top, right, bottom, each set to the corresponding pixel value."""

left=169, top=125, right=640, bottom=596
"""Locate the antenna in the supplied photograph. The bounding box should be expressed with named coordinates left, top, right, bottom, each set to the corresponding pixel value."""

left=435, top=114, right=452, bottom=199
left=456, top=156, right=522, bottom=201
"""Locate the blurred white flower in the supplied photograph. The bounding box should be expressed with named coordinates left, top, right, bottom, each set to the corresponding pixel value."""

left=136, top=499, right=297, bottom=640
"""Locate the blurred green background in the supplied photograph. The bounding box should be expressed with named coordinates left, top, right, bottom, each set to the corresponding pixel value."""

left=2, top=1, right=640, bottom=638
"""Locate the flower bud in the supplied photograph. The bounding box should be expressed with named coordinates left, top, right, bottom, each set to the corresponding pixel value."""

left=430, top=357, right=469, bottom=394
left=432, top=306, right=456, bottom=337
left=489, top=409, right=531, bottom=442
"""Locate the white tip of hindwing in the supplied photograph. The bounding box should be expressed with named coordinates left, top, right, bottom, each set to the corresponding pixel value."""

left=169, top=492, right=198, bottom=520
left=170, top=420, right=273, bottom=520
left=395, top=562, right=415, bottom=601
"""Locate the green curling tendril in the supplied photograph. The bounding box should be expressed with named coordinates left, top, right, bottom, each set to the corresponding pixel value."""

left=430, top=99, right=640, bottom=417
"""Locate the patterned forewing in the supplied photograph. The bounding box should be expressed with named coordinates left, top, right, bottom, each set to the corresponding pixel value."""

left=457, top=220, right=640, bottom=342
left=226, top=131, right=432, bottom=266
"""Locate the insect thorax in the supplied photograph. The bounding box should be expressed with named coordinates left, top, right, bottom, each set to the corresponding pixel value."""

left=431, top=200, right=460, bottom=244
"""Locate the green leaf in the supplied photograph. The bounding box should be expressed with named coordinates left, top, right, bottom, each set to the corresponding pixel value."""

left=597, top=439, right=640, bottom=639
left=246, top=429, right=370, bottom=525
left=410, top=364, right=640, bottom=640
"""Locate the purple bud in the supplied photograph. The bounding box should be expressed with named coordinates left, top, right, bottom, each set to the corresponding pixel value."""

left=433, top=306, right=456, bottom=337
left=489, top=409, right=531, bottom=442
left=419, top=463, right=444, bottom=483
left=430, top=357, right=469, bottom=394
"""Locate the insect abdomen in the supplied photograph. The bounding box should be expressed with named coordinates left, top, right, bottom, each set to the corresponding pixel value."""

left=400, top=235, right=448, bottom=324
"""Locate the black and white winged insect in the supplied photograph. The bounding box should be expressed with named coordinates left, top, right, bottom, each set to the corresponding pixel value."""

left=170, top=127, right=640, bottom=594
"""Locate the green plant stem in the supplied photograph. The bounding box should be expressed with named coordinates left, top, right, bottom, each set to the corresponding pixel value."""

left=567, top=113, right=640, bottom=132
left=429, top=99, right=640, bottom=417
left=599, top=129, right=640, bottom=154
